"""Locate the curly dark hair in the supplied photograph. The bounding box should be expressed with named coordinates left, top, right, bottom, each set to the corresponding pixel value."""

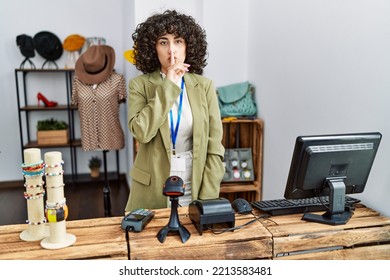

left=132, top=10, right=208, bottom=74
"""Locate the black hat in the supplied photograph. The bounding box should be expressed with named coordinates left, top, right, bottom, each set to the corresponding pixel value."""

left=33, top=31, right=63, bottom=61
left=16, top=34, right=35, bottom=58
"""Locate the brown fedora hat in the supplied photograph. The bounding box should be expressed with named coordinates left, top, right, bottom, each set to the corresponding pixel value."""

left=75, top=45, right=115, bottom=84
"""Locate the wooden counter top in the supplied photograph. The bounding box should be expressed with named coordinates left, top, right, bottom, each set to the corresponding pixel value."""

left=0, top=217, right=127, bottom=260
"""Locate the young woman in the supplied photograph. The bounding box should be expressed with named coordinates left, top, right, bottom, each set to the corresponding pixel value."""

left=125, top=10, right=225, bottom=212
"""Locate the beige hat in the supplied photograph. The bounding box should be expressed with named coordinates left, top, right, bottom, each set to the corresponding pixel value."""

left=63, top=34, right=85, bottom=51
left=75, top=45, right=115, bottom=84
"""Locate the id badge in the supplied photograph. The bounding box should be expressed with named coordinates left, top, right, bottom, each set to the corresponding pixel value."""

left=171, top=154, right=186, bottom=172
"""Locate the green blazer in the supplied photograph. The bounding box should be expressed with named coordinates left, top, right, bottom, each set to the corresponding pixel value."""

left=125, top=71, right=225, bottom=212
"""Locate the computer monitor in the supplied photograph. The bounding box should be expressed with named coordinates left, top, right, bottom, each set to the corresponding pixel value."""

left=284, top=132, right=382, bottom=225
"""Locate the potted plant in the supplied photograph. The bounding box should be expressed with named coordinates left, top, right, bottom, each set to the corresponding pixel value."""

left=88, top=156, right=102, bottom=178
left=36, top=118, right=69, bottom=145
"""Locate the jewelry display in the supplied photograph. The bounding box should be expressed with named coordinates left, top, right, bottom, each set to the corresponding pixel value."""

left=44, top=171, right=64, bottom=177
left=222, top=148, right=255, bottom=182
left=20, top=148, right=49, bottom=241
left=24, top=189, right=45, bottom=199
left=243, top=170, right=252, bottom=179
left=46, top=203, right=68, bottom=223
left=40, top=151, right=76, bottom=249
left=233, top=169, right=241, bottom=179
left=241, top=160, right=248, bottom=169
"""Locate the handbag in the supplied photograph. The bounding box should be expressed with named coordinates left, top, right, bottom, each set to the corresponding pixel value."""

left=217, top=81, right=257, bottom=118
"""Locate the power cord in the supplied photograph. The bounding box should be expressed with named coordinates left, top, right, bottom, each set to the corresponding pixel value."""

left=314, top=190, right=330, bottom=210
left=207, top=213, right=271, bottom=234
left=125, top=226, right=133, bottom=260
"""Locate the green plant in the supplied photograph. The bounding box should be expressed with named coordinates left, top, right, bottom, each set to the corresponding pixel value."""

left=37, top=118, right=68, bottom=131
left=88, top=156, right=102, bottom=169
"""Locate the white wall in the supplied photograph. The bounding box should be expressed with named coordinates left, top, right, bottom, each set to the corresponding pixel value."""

left=202, top=0, right=249, bottom=85
left=248, top=0, right=390, bottom=216
left=0, top=0, right=389, bottom=216
left=134, top=0, right=201, bottom=24
left=0, top=0, right=129, bottom=178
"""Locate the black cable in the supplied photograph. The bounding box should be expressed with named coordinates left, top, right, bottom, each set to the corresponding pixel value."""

left=315, top=189, right=330, bottom=210
left=253, top=212, right=279, bottom=226
left=125, top=226, right=132, bottom=260
left=208, top=213, right=270, bottom=235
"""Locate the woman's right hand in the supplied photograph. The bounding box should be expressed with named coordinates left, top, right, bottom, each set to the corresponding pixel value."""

left=166, top=50, right=190, bottom=83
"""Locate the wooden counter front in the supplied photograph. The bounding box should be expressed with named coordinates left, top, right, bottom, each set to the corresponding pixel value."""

left=127, top=207, right=272, bottom=260
left=257, top=204, right=390, bottom=260
left=0, top=217, right=127, bottom=260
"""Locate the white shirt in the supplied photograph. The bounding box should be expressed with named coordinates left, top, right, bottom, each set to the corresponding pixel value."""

left=166, top=76, right=193, bottom=153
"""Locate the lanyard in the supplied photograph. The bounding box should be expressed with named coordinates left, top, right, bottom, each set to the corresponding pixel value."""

left=169, top=78, right=185, bottom=154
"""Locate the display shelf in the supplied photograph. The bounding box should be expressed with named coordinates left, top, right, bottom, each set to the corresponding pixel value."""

left=219, top=118, right=263, bottom=202
left=23, top=139, right=82, bottom=148
left=14, top=68, right=119, bottom=187
left=20, top=105, right=78, bottom=111
left=15, top=68, right=75, bottom=153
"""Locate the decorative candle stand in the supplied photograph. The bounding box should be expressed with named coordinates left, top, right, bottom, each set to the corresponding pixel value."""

left=40, top=151, right=76, bottom=249
left=20, top=148, right=49, bottom=241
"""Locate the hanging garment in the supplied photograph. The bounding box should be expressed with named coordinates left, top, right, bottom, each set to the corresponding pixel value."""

left=71, top=72, right=127, bottom=151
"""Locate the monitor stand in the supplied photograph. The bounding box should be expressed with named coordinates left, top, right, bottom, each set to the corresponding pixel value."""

left=302, top=178, right=353, bottom=225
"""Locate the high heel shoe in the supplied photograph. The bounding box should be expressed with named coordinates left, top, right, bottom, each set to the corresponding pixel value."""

left=37, top=92, right=58, bottom=107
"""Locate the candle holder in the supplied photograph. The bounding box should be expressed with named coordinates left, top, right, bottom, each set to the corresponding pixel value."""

left=20, top=148, right=49, bottom=241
